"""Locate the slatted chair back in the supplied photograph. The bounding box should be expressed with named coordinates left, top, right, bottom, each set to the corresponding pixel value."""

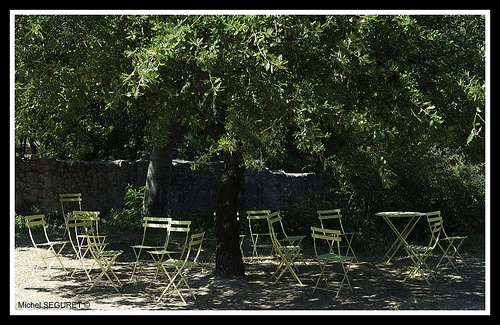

left=266, top=211, right=290, bottom=241
left=59, top=193, right=82, bottom=217
left=141, top=217, right=172, bottom=247
left=185, top=231, right=205, bottom=264
left=311, top=226, right=342, bottom=257
left=64, top=214, right=93, bottom=255
left=26, top=214, right=51, bottom=248
left=246, top=209, right=271, bottom=257
left=165, top=220, right=192, bottom=259
left=317, top=209, right=347, bottom=234
left=73, top=210, right=102, bottom=237
left=426, top=213, right=443, bottom=250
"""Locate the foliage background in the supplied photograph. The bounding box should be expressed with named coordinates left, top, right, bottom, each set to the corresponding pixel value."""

left=14, top=14, right=486, bottom=253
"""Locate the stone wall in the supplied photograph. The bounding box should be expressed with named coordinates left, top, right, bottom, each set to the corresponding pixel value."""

left=15, top=157, right=325, bottom=217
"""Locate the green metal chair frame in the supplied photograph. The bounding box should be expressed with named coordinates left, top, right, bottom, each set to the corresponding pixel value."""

left=64, top=211, right=105, bottom=280
left=130, top=216, right=172, bottom=280
left=247, top=210, right=272, bottom=257
left=404, top=215, right=442, bottom=285
left=147, top=220, right=192, bottom=284
left=317, top=209, right=358, bottom=262
left=427, top=211, right=469, bottom=272
left=311, top=226, right=353, bottom=298
left=267, top=212, right=305, bottom=285
left=152, top=232, right=205, bottom=304
left=85, top=230, right=123, bottom=292
left=25, top=214, right=68, bottom=277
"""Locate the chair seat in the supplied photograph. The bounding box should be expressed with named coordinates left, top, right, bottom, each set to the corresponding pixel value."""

left=131, top=244, right=164, bottom=249
left=278, top=245, right=301, bottom=251
left=317, top=253, right=353, bottom=262
left=405, top=244, right=429, bottom=252
left=442, top=236, right=467, bottom=241
left=38, top=240, right=68, bottom=246
left=281, top=235, right=306, bottom=242
left=97, top=250, right=123, bottom=258
left=148, top=249, right=185, bottom=258
left=162, top=258, right=193, bottom=268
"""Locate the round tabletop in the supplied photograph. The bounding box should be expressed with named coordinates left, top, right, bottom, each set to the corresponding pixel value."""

left=375, top=211, right=425, bottom=217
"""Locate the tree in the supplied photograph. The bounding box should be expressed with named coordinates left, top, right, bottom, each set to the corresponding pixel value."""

left=123, top=15, right=294, bottom=276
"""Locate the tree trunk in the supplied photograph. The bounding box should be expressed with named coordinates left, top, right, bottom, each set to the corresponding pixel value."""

left=143, top=122, right=184, bottom=217
left=213, top=147, right=245, bottom=277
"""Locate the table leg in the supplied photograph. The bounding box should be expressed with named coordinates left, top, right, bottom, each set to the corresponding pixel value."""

left=382, top=216, right=420, bottom=263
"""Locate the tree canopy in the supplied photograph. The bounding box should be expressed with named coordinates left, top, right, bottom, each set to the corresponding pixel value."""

left=15, top=14, right=485, bottom=164
left=14, top=13, right=486, bottom=276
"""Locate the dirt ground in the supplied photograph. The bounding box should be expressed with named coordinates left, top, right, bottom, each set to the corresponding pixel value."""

left=12, top=235, right=486, bottom=314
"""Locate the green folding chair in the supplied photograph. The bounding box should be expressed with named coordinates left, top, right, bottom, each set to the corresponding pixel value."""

left=130, top=217, right=171, bottom=279
left=25, top=214, right=68, bottom=277
left=317, top=209, right=358, bottom=262
left=404, top=216, right=442, bottom=285
left=147, top=220, right=191, bottom=285
left=152, top=232, right=205, bottom=304
left=427, top=211, right=469, bottom=272
left=85, top=230, right=123, bottom=292
left=311, top=226, right=353, bottom=298
left=267, top=212, right=305, bottom=285
left=247, top=210, right=272, bottom=257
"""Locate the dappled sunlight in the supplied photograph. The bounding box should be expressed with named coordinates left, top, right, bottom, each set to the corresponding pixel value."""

left=14, top=246, right=485, bottom=311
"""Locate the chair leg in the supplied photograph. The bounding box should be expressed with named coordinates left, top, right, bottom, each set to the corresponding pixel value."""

left=405, top=250, right=435, bottom=285
left=312, top=260, right=352, bottom=297
left=130, top=247, right=142, bottom=280
left=437, top=241, right=459, bottom=272
left=271, top=251, right=303, bottom=285
left=157, top=266, right=188, bottom=304
left=437, top=239, right=469, bottom=270
left=88, top=255, right=122, bottom=292
left=55, top=245, right=67, bottom=271
left=312, top=262, right=327, bottom=293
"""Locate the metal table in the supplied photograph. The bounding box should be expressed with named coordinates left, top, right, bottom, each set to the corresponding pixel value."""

left=376, top=211, right=426, bottom=263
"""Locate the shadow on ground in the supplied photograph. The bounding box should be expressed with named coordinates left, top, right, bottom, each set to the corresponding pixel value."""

left=14, top=238, right=485, bottom=311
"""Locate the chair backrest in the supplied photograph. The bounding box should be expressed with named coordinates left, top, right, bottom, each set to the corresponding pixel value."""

left=247, top=210, right=271, bottom=234
left=64, top=214, right=94, bottom=254
left=73, top=210, right=101, bottom=236
left=84, top=229, right=108, bottom=257
left=59, top=193, right=82, bottom=217
left=267, top=211, right=289, bottom=242
left=267, top=211, right=292, bottom=248
left=136, top=216, right=171, bottom=248
left=425, top=211, right=443, bottom=250
left=25, top=214, right=51, bottom=248
left=317, top=209, right=347, bottom=233
left=426, top=210, right=450, bottom=235
left=183, top=232, right=205, bottom=266
left=166, top=220, right=191, bottom=257
left=311, top=226, right=342, bottom=257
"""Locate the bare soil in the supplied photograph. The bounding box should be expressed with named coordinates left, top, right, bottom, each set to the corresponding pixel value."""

left=13, top=235, right=486, bottom=314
